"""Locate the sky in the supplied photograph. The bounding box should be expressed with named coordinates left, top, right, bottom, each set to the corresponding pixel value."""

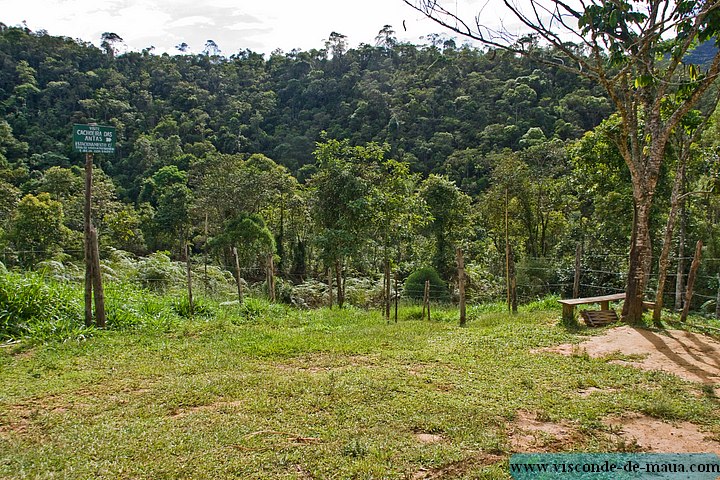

left=0, top=0, right=528, bottom=56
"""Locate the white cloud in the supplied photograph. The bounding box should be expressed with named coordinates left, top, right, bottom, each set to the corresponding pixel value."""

left=168, top=16, right=216, bottom=29
left=0, top=0, right=527, bottom=54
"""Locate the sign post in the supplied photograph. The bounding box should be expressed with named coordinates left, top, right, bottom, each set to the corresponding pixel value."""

left=73, top=124, right=116, bottom=154
left=73, top=124, right=115, bottom=327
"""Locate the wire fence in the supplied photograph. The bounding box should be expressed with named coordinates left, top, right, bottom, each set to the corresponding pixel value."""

left=508, top=252, right=720, bottom=319
left=2, top=247, right=719, bottom=318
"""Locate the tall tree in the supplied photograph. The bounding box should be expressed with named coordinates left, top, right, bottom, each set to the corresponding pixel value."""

left=419, top=174, right=472, bottom=281
left=403, top=0, right=720, bottom=321
left=310, top=138, right=384, bottom=306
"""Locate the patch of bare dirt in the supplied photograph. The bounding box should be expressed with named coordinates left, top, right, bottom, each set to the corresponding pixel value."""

left=414, top=432, right=444, bottom=444
left=509, top=410, right=583, bottom=452
left=604, top=413, right=720, bottom=454
left=537, top=326, right=720, bottom=384
left=0, top=416, right=29, bottom=435
left=0, top=404, right=36, bottom=436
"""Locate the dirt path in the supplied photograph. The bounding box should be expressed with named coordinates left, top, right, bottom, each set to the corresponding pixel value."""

left=539, top=325, right=720, bottom=384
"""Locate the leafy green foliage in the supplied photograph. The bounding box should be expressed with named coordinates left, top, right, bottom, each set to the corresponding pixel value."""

left=419, top=175, right=472, bottom=280
left=404, top=266, right=448, bottom=300
left=7, top=193, right=69, bottom=267
left=212, top=213, right=275, bottom=261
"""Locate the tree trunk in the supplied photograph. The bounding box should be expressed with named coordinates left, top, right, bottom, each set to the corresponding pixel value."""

left=335, top=259, right=344, bottom=308
left=457, top=247, right=466, bottom=326
left=185, top=242, right=194, bottom=318
left=675, top=203, right=686, bottom=311
left=384, top=257, right=391, bottom=321
left=681, top=240, right=703, bottom=322
left=653, top=160, right=685, bottom=326
left=623, top=197, right=653, bottom=323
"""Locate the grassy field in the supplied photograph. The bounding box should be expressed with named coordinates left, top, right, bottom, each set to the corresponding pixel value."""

left=1, top=297, right=719, bottom=479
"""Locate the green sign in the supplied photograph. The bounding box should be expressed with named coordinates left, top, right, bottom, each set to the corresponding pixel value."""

left=73, top=124, right=116, bottom=154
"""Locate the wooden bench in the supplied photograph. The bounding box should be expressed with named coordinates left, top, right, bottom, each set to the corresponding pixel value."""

left=559, top=294, right=657, bottom=326
left=558, top=293, right=625, bottom=325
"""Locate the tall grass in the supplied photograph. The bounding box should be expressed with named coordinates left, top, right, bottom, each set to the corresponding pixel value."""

left=0, top=272, right=212, bottom=343
left=0, top=272, right=87, bottom=343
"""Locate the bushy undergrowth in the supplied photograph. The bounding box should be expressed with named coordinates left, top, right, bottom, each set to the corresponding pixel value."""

left=0, top=272, right=86, bottom=341
left=0, top=271, right=226, bottom=343
left=135, top=252, right=185, bottom=291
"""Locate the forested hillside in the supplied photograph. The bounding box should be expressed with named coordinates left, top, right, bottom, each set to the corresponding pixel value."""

left=0, top=23, right=718, bottom=314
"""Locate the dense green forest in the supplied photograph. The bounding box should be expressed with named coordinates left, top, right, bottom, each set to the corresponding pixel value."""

left=0, top=23, right=719, bottom=315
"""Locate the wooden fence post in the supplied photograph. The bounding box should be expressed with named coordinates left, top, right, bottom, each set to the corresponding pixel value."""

left=267, top=254, right=276, bottom=302
left=84, top=152, right=93, bottom=327
left=426, top=280, right=431, bottom=322
left=422, top=280, right=429, bottom=321
left=394, top=273, right=399, bottom=324
left=89, top=226, right=106, bottom=328
left=232, top=247, right=243, bottom=304
left=421, top=280, right=426, bottom=321
left=509, top=245, right=517, bottom=314
left=505, top=187, right=511, bottom=312
left=716, top=273, right=720, bottom=320
left=573, top=242, right=582, bottom=299
left=203, top=211, right=209, bottom=293
left=185, top=242, right=194, bottom=318
left=457, top=247, right=466, bottom=326
left=384, top=259, right=391, bottom=322
left=681, top=240, right=703, bottom=323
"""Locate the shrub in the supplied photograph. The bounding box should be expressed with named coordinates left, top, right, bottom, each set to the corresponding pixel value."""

left=290, top=280, right=329, bottom=309
left=344, top=277, right=384, bottom=308
left=35, top=260, right=80, bottom=282
left=135, top=252, right=184, bottom=291
left=198, top=265, right=236, bottom=296
left=403, top=266, right=448, bottom=301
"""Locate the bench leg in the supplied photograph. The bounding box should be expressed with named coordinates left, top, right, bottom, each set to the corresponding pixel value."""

left=562, top=304, right=575, bottom=323
left=600, top=300, right=609, bottom=310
